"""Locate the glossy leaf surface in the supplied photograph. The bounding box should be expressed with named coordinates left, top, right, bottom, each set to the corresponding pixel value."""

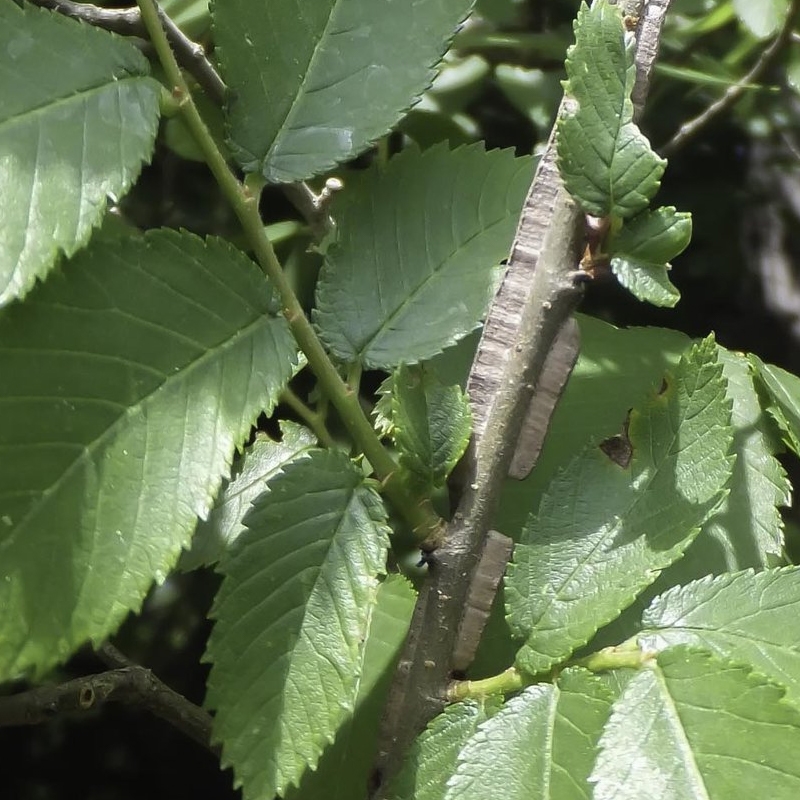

left=445, top=671, right=612, bottom=800
left=593, top=647, right=800, bottom=799
left=640, top=568, right=800, bottom=705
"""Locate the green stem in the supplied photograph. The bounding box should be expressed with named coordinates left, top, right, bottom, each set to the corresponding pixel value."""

left=280, top=386, right=336, bottom=449
left=347, top=362, right=363, bottom=394
left=376, top=135, right=390, bottom=165
left=573, top=642, right=652, bottom=672
left=447, top=668, right=526, bottom=702
left=448, top=642, right=653, bottom=702
left=136, top=0, right=444, bottom=543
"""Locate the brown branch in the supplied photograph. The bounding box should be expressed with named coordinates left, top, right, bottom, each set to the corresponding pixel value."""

left=661, top=0, right=799, bottom=157
left=373, top=0, right=673, bottom=790
left=27, top=0, right=226, bottom=105
left=0, top=662, right=219, bottom=755
left=96, top=642, right=136, bottom=669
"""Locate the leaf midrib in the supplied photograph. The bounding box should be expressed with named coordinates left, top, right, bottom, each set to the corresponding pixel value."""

left=0, top=311, right=275, bottom=555
left=353, top=216, right=509, bottom=364
left=262, top=0, right=340, bottom=168
left=0, top=73, right=148, bottom=135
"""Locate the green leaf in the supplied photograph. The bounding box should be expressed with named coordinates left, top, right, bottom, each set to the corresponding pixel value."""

left=556, top=0, right=666, bottom=218
left=733, top=0, right=789, bottom=39
left=750, top=356, right=800, bottom=455
left=693, top=349, right=788, bottom=568
left=588, top=347, right=792, bottom=658
left=288, top=574, right=416, bottom=800
left=608, top=207, right=692, bottom=307
left=639, top=568, right=800, bottom=706
left=205, top=449, right=391, bottom=800
left=392, top=364, right=472, bottom=489
left=555, top=346, right=790, bottom=660
left=0, top=0, right=161, bottom=306
left=315, top=143, right=533, bottom=368
left=0, top=230, right=296, bottom=681
left=505, top=337, right=733, bottom=676
left=386, top=696, right=502, bottom=800
left=180, top=421, right=317, bottom=571
left=610, top=259, right=680, bottom=308
left=592, top=647, right=800, bottom=799
left=473, top=318, right=689, bottom=680
left=213, top=0, right=474, bottom=183
left=444, top=670, right=613, bottom=800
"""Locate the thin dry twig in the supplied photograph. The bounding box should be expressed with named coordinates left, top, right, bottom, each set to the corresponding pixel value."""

left=661, top=0, right=799, bottom=157
left=96, top=642, right=137, bottom=670
left=0, top=657, right=218, bottom=755
left=27, top=0, right=226, bottom=104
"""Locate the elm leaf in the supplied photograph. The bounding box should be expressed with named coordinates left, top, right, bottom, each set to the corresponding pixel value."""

left=315, top=143, right=533, bottom=368
left=213, top=0, right=474, bottom=182
left=204, top=450, right=391, bottom=799
left=0, top=230, right=297, bottom=680
left=287, top=574, right=416, bottom=800
left=0, top=0, right=160, bottom=306
left=608, top=207, right=692, bottom=308
left=505, top=337, right=733, bottom=676
left=180, top=421, right=317, bottom=570
left=556, top=0, right=666, bottom=218
left=640, top=568, right=800, bottom=705
left=391, top=364, right=472, bottom=490
left=592, top=647, right=800, bottom=799
left=444, top=670, right=613, bottom=800
left=386, top=696, right=502, bottom=800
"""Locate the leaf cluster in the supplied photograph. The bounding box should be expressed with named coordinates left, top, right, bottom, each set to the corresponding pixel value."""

left=3, top=1, right=800, bottom=799
left=556, top=0, right=690, bottom=307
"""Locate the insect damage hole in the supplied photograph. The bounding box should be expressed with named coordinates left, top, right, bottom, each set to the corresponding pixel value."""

left=599, top=411, right=633, bottom=468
